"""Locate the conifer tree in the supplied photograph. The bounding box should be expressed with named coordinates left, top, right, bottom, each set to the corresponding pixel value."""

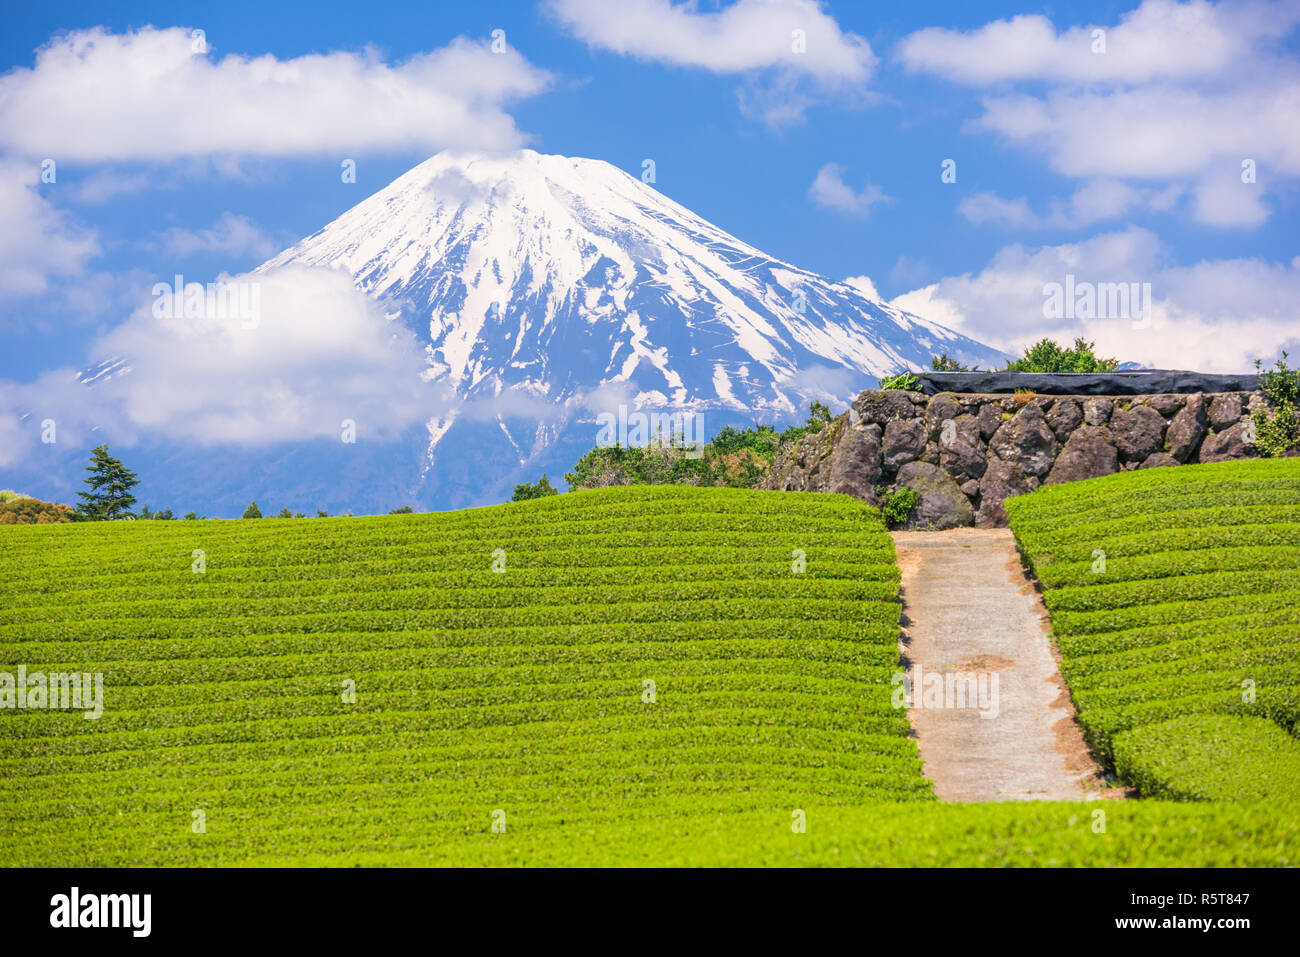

left=75, top=445, right=139, bottom=521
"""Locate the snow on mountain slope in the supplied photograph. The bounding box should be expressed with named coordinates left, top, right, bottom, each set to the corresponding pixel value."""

left=258, top=149, right=1004, bottom=477
left=241, top=147, right=1003, bottom=509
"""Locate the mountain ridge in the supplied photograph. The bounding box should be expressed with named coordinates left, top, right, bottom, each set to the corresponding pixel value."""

left=255, top=148, right=1005, bottom=502
left=32, top=150, right=1009, bottom=514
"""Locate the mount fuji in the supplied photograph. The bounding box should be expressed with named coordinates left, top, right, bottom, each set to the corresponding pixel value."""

left=248, top=149, right=1004, bottom=508
left=28, top=150, right=1008, bottom=516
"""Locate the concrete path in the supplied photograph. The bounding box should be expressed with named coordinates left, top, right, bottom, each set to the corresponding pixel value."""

left=890, top=528, right=1110, bottom=802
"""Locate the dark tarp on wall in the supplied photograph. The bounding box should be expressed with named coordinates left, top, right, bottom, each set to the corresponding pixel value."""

left=915, top=371, right=1260, bottom=396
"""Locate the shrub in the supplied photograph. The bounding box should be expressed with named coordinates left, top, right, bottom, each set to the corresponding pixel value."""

left=1003, top=337, right=1118, bottom=373
left=709, top=424, right=779, bottom=458
left=0, top=496, right=74, bottom=524
left=242, top=502, right=262, bottom=519
left=1254, top=352, right=1299, bottom=458
left=565, top=405, right=839, bottom=492
left=512, top=474, right=560, bottom=501
left=930, top=353, right=975, bottom=372
left=879, top=371, right=922, bottom=392
left=1258, top=351, right=1300, bottom=406
left=880, top=487, right=921, bottom=527
left=1256, top=403, right=1298, bottom=457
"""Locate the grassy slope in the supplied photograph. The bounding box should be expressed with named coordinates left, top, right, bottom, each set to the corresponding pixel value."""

left=2, top=481, right=1297, bottom=866
left=2, top=487, right=933, bottom=865
left=1113, top=715, right=1300, bottom=802
left=1006, top=458, right=1300, bottom=803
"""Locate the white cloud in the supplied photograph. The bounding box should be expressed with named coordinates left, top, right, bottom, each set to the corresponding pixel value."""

left=809, top=163, right=888, bottom=216
left=890, top=256, right=931, bottom=288
left=843, top=275, right=881, bottom=299
left=890, top=228, right=1300, bottom=372
left=549, top=0, right=872, bottom=79
left=63, top=168, right=158, bottom=204
left=0, top=27, right=551, bottom=163
left=1191, top=164, right=1271, bottom=227
left=899, top=0, right=1300, bottom=228
left=958, top=192, right=1041, bottom=230
left=974, top=84, right=1300, bottom=181
left=0, top=159, right=99, bottom=300
left=897, top=0, right=1295, bottom=84
left=0, top=365, right=113, bottom=468
left=0, top=409, right=24, bottom=469
left=777, top=363, right=865, bottom=406
left=76, top=265, right=445, bottom=446
left=959, top=180, right=1183, bottom=229
left=1067, top=179, right=1152, bottom=222
left=548, top=0, right=875, bottom=124
left=889, top=284, right=966, bottom=337
left=155, top=212, right=277, bottom=261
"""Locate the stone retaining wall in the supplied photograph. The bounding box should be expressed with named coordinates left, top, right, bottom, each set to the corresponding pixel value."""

left=764, top=388, right=1269, bottom=528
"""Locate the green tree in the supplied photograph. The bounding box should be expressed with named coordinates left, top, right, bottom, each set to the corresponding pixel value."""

left=75, top=445, right=139, bottom=521
left=242, top=502, right=262, bottom=519
left=776, top=403, right=835, bottom=445
left=389, top=505, right=414, bottom=514
left=931, top=353, right=975, bottom=372
left=1004, top=337, right=1119, bottom=373
left=512, top=474, right=559, bottom=501
left=564, top=403, right=844, bottom=493
left=1254, top=352, right=1300, bottom=457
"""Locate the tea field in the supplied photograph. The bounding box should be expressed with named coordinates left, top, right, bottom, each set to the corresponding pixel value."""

left=1, top=487, right=930, bottom=865
left=2, top=479, right=1298, bottom=866
left=1006, top=458, right=1300, bottom=803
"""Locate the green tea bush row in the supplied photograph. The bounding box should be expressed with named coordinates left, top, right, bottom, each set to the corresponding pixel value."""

left=0, top=577, right=898, bottom=627
left=1006, top=458, right=1300, bottom=788
left=0, top=486, right=929, bottom=865
left=0, top=560, right=901, bottom=607
left=1113, top=715, right=1300, bottom=801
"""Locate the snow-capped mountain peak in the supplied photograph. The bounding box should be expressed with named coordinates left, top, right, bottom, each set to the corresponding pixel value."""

left=256, top=148, right=1005, bottom=505
left=262, top=149, right=1001, bottom=411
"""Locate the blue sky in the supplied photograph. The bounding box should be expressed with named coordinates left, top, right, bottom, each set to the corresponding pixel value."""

left=1, top=0, right=1298, bottom=486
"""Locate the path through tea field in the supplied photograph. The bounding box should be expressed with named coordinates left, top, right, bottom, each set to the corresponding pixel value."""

left=892, top=528, right=1107, bottom=802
